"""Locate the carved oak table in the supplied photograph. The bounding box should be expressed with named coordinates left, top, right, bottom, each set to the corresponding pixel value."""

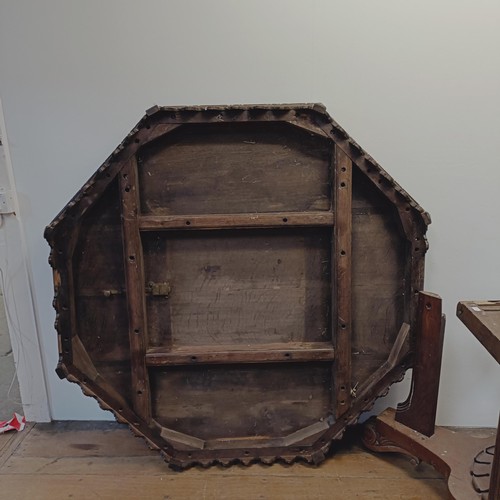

left=46, top=103, right=432, bottom=468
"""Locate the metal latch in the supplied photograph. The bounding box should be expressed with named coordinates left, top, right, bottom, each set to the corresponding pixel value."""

left=146, top=281, right=171, bottom=297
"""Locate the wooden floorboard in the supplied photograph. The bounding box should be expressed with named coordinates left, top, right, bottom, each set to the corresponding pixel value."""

left=0, top=421, right=452, bottom=499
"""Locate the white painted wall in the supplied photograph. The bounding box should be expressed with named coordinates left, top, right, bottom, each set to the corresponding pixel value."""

left=0, top=101, right=51, bottom=422
left=0, top=0, right=498, bottom=425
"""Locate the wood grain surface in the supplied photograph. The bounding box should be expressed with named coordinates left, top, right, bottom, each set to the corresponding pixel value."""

left=0, top=421, right=452, bottom=500
left=45, top=104, right=430, bottom=467
left=137, top=122, right=332, bottom=215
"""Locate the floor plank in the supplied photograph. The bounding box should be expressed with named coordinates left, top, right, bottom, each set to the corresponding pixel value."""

left=0, top=421, right=452, bottom=499
left=0, top=422, right=33, bottom=468
left=0, top=474, right=447, bottom=500
left=1, top=448, right=443, bottom=480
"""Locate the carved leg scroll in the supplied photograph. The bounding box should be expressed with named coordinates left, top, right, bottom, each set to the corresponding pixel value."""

left=363, top=417, right=420, bottom=466
left=363, top=407, right=495, bottom=500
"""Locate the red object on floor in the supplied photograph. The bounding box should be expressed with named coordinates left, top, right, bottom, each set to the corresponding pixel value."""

left=0, top=413, right=26, bottom=434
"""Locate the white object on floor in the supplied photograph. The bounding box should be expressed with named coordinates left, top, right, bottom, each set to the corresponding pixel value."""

left=0, top=412, right=26, bottom=434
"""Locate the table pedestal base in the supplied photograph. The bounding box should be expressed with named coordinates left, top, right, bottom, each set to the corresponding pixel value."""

left=364, top=408, right=496, bottom=500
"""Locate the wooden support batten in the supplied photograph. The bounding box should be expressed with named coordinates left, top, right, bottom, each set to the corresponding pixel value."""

left=333, top=146, right=352, bottom=417
left=119, top=157, right=151, bottom=421
left=139, top=211, right=334, bottom=231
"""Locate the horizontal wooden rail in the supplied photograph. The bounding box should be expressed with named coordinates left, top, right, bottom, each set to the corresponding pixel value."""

left=145, top=342, right=335, bottom=366
left=139, top=211, right=334, bottom=231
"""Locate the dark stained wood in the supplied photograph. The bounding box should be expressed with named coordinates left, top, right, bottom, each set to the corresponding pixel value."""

left=73, top=182, right=127, bottom=291
left=143, top=228, right=331, bottom=348
left=333, top=146, right=352, bottom=416
left=355, top=323, right=410, bottom=401
left=321, top=120, right=427, bottom=339
left=119, top=158, right=151, bottom=421
left=364, top=408, right=495, bottom=500
left=62, top=181, right=134, bottom=408
left=45, top=103, right=430, bottom=468
left=351, top=169, right=408, bottom=387
left=364, top=295, right=500, bottom=500
left=457, top=300, right=500, bottom=364
left=61, top=231, right=78, bottom=366
left=139, top=211, right=334, bottom=231
left=72, top=182, right=130, bottom=368
left=137, top=122, right=332, bottom=216
left=396, top=292, right=445, bottom=437
left=140, top=234, right=170, bottom=349
left=351, top=166, right=408, bottom=383
left=145, top=342, right=335, bottom=366
left=150, top=363, right=332, bottom=441
left=321, top=119, right=431, bottom=237
left=457, top=300, right=500, bottom=500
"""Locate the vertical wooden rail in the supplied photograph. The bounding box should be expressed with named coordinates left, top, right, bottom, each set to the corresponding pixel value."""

left=120, top=157, right=151, bottom=422
left=396, top=291, right=444, bottom=436
left=334, top=147, right=352, bottom=417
